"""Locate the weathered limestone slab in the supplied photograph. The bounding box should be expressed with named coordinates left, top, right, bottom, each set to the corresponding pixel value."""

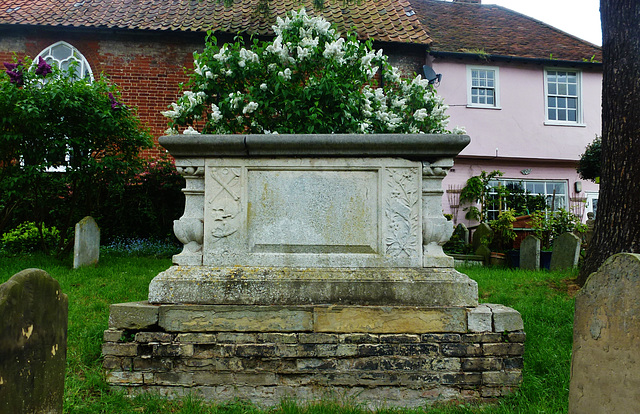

left=569, top=253, right=640, bottom=414
left=202, top=157, right=423, bottom=268
left=0, top=269, right=68, bottom=414
left=468, top=304, right=493, bottom=333
left=486, top=304, right=525, bottom=332
left=314, top=306, right=467, bottom=333
left=158, top=305, right=314, bottom=333
left=519, top=235, right=540, bottom=271
left=109, top=301, right=159, bottom=330
left=148, top=266, right=478, bottom=307
left=550, top=232, right=581, bottom=271
left=73, top=216, right=100, bottom=268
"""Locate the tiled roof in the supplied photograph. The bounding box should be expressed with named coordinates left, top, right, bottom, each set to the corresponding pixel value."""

left=0, top=0, right=602, bottom=62
left=0, top=0, right=430, bottom=44
left=412, top=0, right=602, bottom=62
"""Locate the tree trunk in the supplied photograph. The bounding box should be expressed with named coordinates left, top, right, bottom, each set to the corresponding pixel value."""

left=578, top=1, right=640, bottom=286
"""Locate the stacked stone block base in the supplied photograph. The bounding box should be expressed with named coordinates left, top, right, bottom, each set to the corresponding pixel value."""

left=103, top=302, right=524, bottom=407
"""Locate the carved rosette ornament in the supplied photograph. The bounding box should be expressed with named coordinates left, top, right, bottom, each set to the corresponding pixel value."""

left=173, top=165, right=205, bottom=265
left=422, top=159, right=455, bottom=267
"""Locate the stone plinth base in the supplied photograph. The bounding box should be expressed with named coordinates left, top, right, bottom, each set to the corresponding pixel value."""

left=148, top=267, right=478, bottom=307
left=103, top=302, right=524, bottom=407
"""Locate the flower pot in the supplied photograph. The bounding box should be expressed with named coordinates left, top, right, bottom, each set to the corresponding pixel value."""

left=490, top=252, right=506, bottom=266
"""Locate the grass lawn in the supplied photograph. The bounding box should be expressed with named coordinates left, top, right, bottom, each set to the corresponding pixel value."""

left=0, top=254, right=577, bottom=414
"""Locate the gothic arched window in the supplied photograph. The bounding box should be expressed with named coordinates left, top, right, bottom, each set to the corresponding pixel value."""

left=35, top=41, right=93, bottom=81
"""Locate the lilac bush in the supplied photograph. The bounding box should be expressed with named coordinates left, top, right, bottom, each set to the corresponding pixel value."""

left=163, top=9, right=465, bottom=136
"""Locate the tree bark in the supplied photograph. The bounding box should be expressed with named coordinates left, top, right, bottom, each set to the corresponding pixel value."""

left=578, top=1, right=640, bottom=286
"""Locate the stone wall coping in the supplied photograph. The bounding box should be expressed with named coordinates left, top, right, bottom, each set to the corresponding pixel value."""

left=159, top=134, right=470, bottom=158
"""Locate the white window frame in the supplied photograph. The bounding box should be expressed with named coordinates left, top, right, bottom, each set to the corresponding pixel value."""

left=486, top=179, right=569, bottom=221
left=544, top=68, right=584, bottom=126
left=34, top=41, right=94, bottom=82
left=466, top=65, right=501, bottom=109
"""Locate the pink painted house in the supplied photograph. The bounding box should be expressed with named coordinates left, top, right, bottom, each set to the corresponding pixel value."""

left=413, top=0, right=602, bottom=224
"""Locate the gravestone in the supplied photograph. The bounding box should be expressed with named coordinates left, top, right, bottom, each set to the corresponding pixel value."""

left=584, top=212, right=595, bottom=247
left=73, top=216, right=100, bottom=269
left=550, top=232, right=581, bottom=271
left=475, top=244, right=492, bottom=265
left=519, top=235, right=540, bottom=271
left=0, top=269, right=68, bottom=414
left=472, top=222, right=494, bottom=252
left=569, top=253, right=640, bottom=413
left=453, top=222, right=469, bottom=244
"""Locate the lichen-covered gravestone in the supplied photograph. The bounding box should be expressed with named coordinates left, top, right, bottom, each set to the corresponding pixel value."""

left=569, top=253, right=640, bottom=413
left=0, top=269, right=68, bottom=414
left=519, top=235, right=540, bottom=271
left=550, top=232, right=581, bottom=271
left=73, top=216, right=100, bottom=269
left=472, top=222, right=494, bottom=252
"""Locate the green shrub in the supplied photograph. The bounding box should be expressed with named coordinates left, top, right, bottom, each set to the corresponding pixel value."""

left=97, top=158, right=185, bottom=242
left=1, top=221, right=61, bottom=254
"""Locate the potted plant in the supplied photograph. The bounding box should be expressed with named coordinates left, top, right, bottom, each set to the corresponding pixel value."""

left=487, top=209, right=517, bottom=266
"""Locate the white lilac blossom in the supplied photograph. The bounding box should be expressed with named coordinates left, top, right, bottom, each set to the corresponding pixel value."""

left=413, top=108, right=429, bottom=122
left=160, top=102, right=184, bottom=120
left=210, top=104, right=223, bottom=123
left=243, top=101, right=259, bottom=114
left=278, top=68, right=292, bottom=81
left=182, top=126, right=200, bottom=135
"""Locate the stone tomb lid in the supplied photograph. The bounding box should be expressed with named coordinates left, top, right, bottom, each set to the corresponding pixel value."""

left=159, top=133, right=470, bottom=158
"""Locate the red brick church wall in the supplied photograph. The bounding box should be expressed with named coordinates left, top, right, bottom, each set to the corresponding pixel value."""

left=0, top=28, right=210, bottom=158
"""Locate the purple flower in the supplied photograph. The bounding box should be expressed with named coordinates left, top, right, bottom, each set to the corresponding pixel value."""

left=4, top=60, right=24, bottom=86
left=108, top=92, right=126, bottom=110
left=35, top=56, right=52, bottom=77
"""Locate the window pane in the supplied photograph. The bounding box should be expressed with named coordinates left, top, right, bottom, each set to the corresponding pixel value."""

left=568, top=110, right=577, bottom=122
left=548, top=83, right=557, bottom=94
left=548, top=109, right=556, bottom=120
left=558, top=97, right=566, bottom=108
left=568, top=98, right=577, bottom=109
left=51, top=43, right=71, bottom=61
left=558, top=83, right=567, bottom=95
left=548, top=72, right=557, bottom=82
left=568, top=84, right=577, bottom=96
left=558, top=73, right=567, bottom=82
left=548, top=97, right=556, bottom=107
left=568, top=73, right=577, bottom=83
left=559, top=110, right=567, bottom=121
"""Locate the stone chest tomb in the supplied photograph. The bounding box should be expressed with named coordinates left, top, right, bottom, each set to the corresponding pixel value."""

left=103, top=134, right=525, bottom=407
